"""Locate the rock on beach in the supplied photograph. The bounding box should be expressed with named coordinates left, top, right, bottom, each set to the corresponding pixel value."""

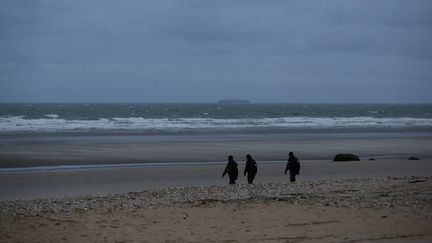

left=333, top=153, right=360, bottom=161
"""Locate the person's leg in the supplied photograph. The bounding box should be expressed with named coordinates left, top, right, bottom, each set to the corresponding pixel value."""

left=229, top=178, right=235, bottom=184
left=290, top=171, right=296, bottom=182
left=247, top=173, right=253, bottom=184
left=251, top=173, right=256, bottom=184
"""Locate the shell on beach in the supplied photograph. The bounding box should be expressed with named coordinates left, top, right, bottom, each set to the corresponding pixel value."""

left=1, top=176, right=431, bottom=218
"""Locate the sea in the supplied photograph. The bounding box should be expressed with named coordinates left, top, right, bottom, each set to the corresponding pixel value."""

left=1, top=103, right=432, bottom=134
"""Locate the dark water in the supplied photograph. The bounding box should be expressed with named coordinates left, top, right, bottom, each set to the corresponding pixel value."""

left=1, top=103, right=432, bottom=119
left=1, top=103, right=432, bottom=133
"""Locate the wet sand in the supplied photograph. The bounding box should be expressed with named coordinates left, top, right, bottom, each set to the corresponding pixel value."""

left=1, top=132, right=431, bottom=168
left=1, top=132, right=432, bottom=200
left=1, top=159, right=432, bottom=200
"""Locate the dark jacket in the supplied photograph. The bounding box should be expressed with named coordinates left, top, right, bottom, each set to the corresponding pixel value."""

left=244, top=159, right=257, bottom=176
left=285, top=156, right=300, bottom=175
left=223, top=160, right=238, bottom=180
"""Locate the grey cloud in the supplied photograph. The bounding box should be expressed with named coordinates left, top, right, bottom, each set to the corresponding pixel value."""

left=0, top=0, right=431, bottom=102
left=317, top=0, right=432, bottom=28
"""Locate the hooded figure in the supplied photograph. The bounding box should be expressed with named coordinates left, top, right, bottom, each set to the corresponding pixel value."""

left=222, top=155, right=238, bottom=185
left=285, top=152, right=300, bottom=182
left=244, top=154, right=258, bottom=184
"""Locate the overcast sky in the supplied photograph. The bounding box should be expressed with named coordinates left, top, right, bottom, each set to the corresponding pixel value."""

left=1, top=0, right=431, bottom=103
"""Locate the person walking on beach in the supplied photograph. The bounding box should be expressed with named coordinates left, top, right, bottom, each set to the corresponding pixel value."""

left=285, top=152, right=300, bottom=182
left=222, top=155, right=238, bottom=185
left=244, top=154, right=258, bottom=184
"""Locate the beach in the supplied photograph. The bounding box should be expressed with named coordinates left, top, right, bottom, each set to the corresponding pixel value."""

left=1, top=132, right=432, bottom=200
left=2, top=0, right=432, bottom=239
left=1, top=131, right=432, bottom=242
left=1, top=177, right=431, bottom=242
left=1, top=132, right=431, bottom=168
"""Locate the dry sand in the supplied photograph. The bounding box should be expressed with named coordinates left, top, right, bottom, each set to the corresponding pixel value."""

left=1, top=177, right=431, bottom=242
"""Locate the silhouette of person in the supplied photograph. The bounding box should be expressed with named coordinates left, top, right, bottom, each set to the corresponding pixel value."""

left=285, top=152, right=300, bottom=182
left=244, top=154, right=257, bottom=184
left=222, top=155, right=238, bottom=185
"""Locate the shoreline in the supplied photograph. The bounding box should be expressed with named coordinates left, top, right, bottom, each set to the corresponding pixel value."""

left=1, top=131, right=432, bottom=168
left=0, top=156, right=425, bottom=174
left=1, top=131, right=432, bottom=200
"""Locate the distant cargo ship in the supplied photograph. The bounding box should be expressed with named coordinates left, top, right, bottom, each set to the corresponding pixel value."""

left=217, top=99, right=250, bottom=104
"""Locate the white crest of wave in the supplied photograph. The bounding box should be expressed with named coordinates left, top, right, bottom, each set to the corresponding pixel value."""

left=45, top=114, right=60, bottom=119
left=0, top=116, right=432, bottom=132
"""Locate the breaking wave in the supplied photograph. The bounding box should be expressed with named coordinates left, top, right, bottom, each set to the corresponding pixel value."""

left=1, top=116, right=432, bottom=132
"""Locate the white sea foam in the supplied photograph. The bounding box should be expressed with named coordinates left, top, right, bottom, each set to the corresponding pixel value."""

left=0, top=116, right=432, bottom=132
left=45, top=114, right=60, bottom=119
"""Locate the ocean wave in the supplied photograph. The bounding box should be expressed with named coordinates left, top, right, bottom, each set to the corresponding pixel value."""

left=1, top=116, right=432, bottom=132
left=44, top=114, right=60, bottom=119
